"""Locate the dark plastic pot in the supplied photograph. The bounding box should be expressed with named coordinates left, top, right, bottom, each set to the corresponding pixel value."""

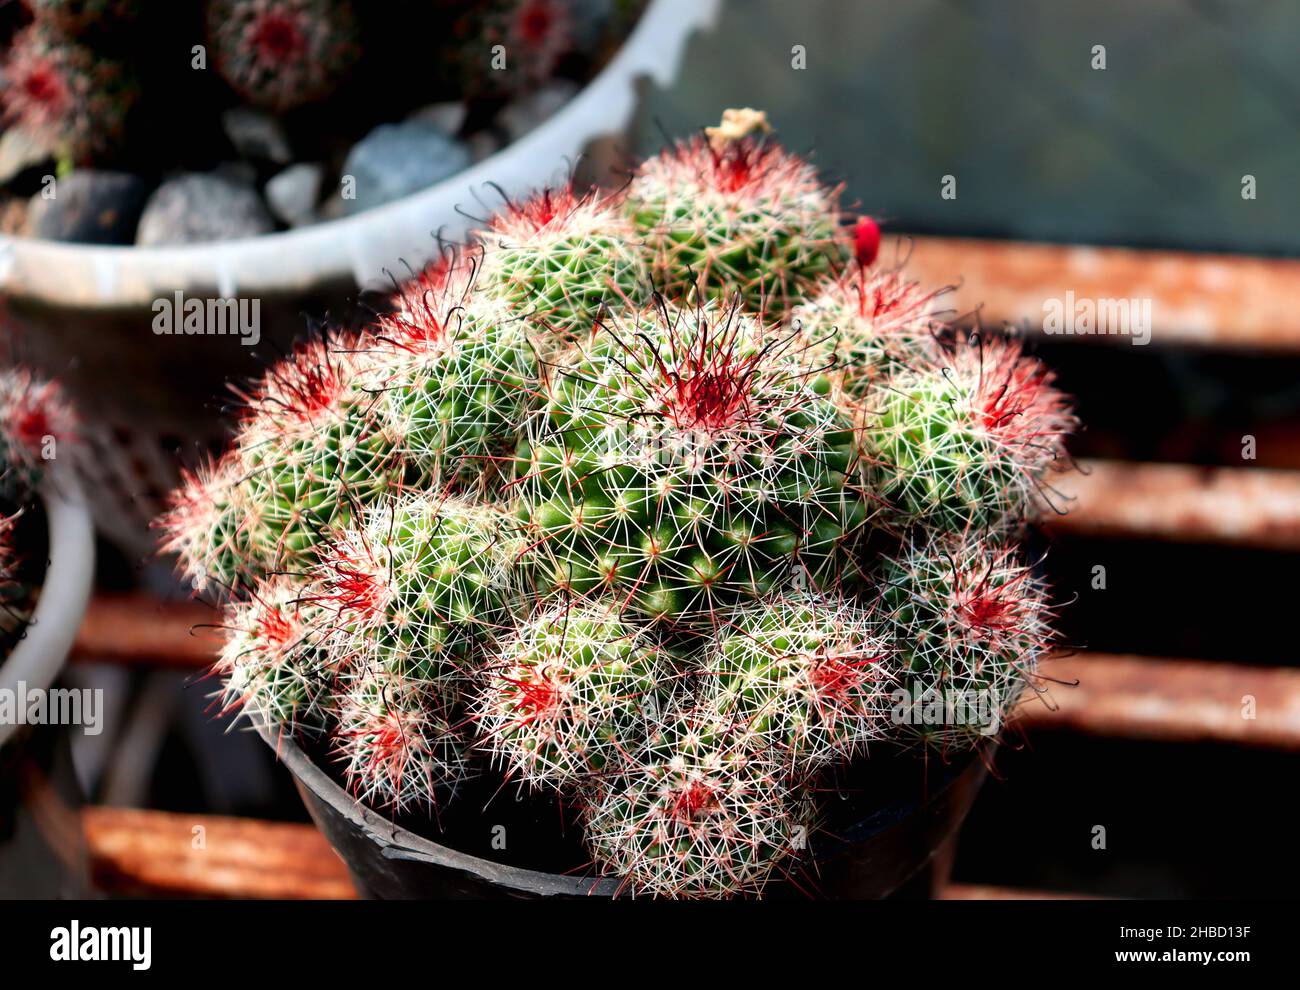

left=265, top=729, right=990, bottom=900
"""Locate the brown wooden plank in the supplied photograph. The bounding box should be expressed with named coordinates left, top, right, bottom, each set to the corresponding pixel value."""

left=1046, top=460, right=1300, bottom=550
left=939, top=883, right=1095, bottom=900
left=906, top=235, right=1300, bottom=352
left=83, top=807, right=356, bottom=899
left=1021, top=653, right=1300, bottom=750
left=71, top=594, right=217, bottom=670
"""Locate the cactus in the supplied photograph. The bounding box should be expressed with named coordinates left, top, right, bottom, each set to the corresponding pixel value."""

left=702, top=594, right=892, bottom=779
left=627, top=108, right=845, bottom=317
left=205, top=0, right=360, bottom=113
left=157, top=452, right=253, bottom=597
left=216, top=574, right=338, bottom=736
left=476, top=185, right=647, bottom=345
left=0, top=367, right=75, bottom=505
left=880, top=533, right=1050, bottom=749
left=335, top=667, right=471, bottom=815
left=792, top=225, right=949, bottom=392
left=313, top=493, right=524, bottom=694
left=22, top=1, right=140, bottom=36
left=232, top=334, right=407, bottom=581
left=583, top=705, right=804, bottom=899
left=163, top=111, right=1078, bottom=898
left=863, top=334, right=1076, bottom=533
left=519, top=299, right=870, bottom=627
left=474, top=600, right=664, bottom=791
left=0, top=22, right=137, bottom=162
left=447, top=0, right=574, bottom=97
left=369, top=261, right=537, bottom=491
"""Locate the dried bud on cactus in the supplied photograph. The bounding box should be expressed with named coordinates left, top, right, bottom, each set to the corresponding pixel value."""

left=863, top=334, right=1076, bottom=532
left=474, top=600, right=664, bottom=791
left=881, top=533, right=1051, bottom=749
left=702, top=594, right=892, bottom=779
left=1, top=23, right=137, bottom=162
left=206, top=0, right=360, bottom=113
left=584, top=706, right=805, bottom=898
left=627, top=110, right=844, bottom=316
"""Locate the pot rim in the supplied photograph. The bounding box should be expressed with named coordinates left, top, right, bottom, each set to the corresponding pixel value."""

left=0, top=0, right=722, bottom=311
left=0, top=465, right=97, bottom=750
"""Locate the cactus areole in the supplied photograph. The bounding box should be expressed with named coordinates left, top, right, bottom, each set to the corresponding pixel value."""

left=159, top=110, right=1076, bottom=899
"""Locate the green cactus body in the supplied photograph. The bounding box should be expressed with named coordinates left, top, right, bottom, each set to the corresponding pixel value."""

left=371, top=287, right=537, bottom=492
left=317, top=494, right=524, bottom=693
left=703, top=594, right=892, bottom=778
left=476, top=187, right=647, bottom=345
left=864, top=336, right=1075, bottom=533
left=881, top=534, right=1048, bottom=749
left=584, top=707, right=801, bottom=898
left=520, top=303, right=869, bottom=628
left=475, top=601, right=664, bottom=791
left=217, top=574, right=338, bottom=735
left=627, top=133, right=844, bottom=317
left=159, top=452, right=258, bottom=596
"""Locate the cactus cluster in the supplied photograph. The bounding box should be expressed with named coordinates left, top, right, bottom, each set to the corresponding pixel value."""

left=161, top=111, right=1076, bottom=898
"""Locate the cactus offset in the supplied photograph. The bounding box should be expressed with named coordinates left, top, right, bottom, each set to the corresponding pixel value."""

left=216, top=574, right=338, bottom=736
left=476, top=185, right=647, bottom=346
left=881, top=532, right=1051, bottom=749
left=519, top=299, right=869, bottom=628
left=314, top=494, right=524, bottom=694
left=863, top=334, right=1076, bottom=533
left=336, top=667, right=470, bottom=815
left=583, top=705, right=804, bottom=898
left=474, top=599, right=664, bottom=791
left=702, top=594, right=892, bottom=779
